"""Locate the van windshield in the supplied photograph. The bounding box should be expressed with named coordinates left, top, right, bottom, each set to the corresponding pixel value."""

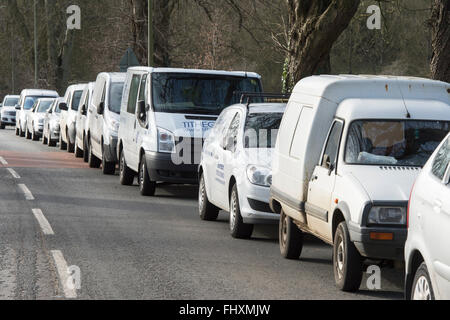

left=345, top=120, right=450, bottom=167
left=71, top=91, right=83, bottom=111
left=4, top=98, right=19, bottom=107
left=24, top=96, right=56, bottom=110
left=109, top=82, right=124, bottom=114
left=152, top=73, right=261, bottom=115
left=244, top=113, right=283, bottom=148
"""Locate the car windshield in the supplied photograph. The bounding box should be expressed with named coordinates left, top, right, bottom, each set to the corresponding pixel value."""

left=24, top=96, right=55, bottom=110
left=345, top=120, right=450, bottom=167
left=244, top=112, right=284, bottom=148
left=4, top=98, right=19, bottom=107
left=152, top=73, right=262, bottom=115
left=37, top=101, right=53, bottom=113
left=109, top=82, right=124, bottom=114
left=71, top=91, right=83, bottom=111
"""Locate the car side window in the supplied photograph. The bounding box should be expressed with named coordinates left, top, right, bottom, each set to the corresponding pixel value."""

left=321, top=121, right=344, bottom=168
left=432, top=137, right=450, bottom=181
left=224, top=112, right=241, bottom=152
left=127, top=74, right=141, bottom=114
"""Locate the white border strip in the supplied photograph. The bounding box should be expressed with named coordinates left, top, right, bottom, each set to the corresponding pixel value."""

left=51, top=250, right=77, bottom=299
left=18, top=184, right=35, bottom=200
left=7, top=168, right=20, bottom=179
left=0, top=156, right=8, bottom=166
left=32, top=209, right=54, bottom=235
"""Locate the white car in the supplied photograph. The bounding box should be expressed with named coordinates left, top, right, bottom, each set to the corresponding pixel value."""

left=87, top=73, right=125, bottom=173
left=270, top=75, right=450, bottom=292
left=0, top=95, right=20, bottom=129
left=15, top=89, right=59, bottom=137
left=59, top=84, right=87, bottom=152
left=43, top=98, right=65, bottom=147
left=25, top=98, right=55, bottom=141
left=405, top=133, right=450, bottom=300
left=75, top=82, right=95, bottom=161
left=199, top=101, right=286, bottom=239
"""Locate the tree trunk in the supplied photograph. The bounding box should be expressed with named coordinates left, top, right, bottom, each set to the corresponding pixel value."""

left=285, top=0, right=360, bottom=87
left=430, top=0, right=449, bottom=83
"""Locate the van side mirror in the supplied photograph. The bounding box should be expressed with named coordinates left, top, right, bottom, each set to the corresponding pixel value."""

left=137, top=100, right=146, bottom=122
left=323, top=154, right=335, bottom=175
left=81, top=104, right=87, bottom=116
left=97, top=101, right=105, bottom=115
left=59, top=102, right=68, bottom=111
left=15, top=104, right=20, bottom=110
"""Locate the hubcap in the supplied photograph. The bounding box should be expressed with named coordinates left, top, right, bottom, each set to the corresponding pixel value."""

left=199, top=178, right=205, bottom=210
left=281, top=213, right=288, bottom=248
left=336, top=237, right=345, bottom=280
left=413, top=276, right=432, bottom=300
left=140, top=162, right=145, bottom=187
left=230, top=192, right=237, bottom=231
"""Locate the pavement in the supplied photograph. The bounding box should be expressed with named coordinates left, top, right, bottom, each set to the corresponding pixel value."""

left=0, top=127, right=405, bottom=300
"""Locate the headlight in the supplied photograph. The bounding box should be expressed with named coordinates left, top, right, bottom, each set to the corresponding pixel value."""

left=246, top=165, right=272, bottom=187
left=368, top=207, right=407, bottom=225
left=157, top=127, right=175, bottom=153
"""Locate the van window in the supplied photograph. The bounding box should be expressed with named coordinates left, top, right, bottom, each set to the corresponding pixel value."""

left=432, top=137, right=450, bottom=180
left=71, top=91, right=83, bottom=111
left=225, top=112, right=241, bottom=152
left=290, top=107, right=313, bottom=159
left=127, top=75, right=141, bottom=114
left=138, top=75, right=147, bottom=102
left=109, top=82, right=124, bottom=114
left=321, top=121, right=343, bottom=167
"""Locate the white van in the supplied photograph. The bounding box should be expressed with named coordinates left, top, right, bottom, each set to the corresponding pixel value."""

left=118, top=67, right=262, bottom=196
left=59, top=84, right=87, bottom=152
left=15, top=89, right=59, bottom=137
left=270, top=75, right=450, bottom=292
left=75, top=82, right=95, bottom=161
left=86, top=73, right=126, bottom=174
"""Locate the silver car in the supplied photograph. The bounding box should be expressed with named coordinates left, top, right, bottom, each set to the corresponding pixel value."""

left=26, top=98, right=55, bottom=141
left=0, top=95, right=20, bottom=129
left=43, top=98, right=65, bottom=147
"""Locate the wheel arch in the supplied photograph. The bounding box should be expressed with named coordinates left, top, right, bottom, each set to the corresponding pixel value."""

left=332, top=202, right=351, bottom=240
left=405, top=250, right=425, bottom=300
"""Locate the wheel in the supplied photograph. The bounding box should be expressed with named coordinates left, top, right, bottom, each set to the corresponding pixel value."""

left=198, top=173, right=220, bottom=221
left=333, top=222, right=363, bottom=292
left=48, top=136, right=56, bottom=147
left=88, top=138, right=101, bottom=168
left=138, top=154, right=156, bottom=196
left=0, top=123, right=5, bottom=130
left=67, top=131, right=75, bottom=153
left=74, top=139, right=83, bottom=158
left=102, top=146, right=116, bottom=175
left=42, top=131, right=48, bottom=145
left=279, top=209, right=303, bottom=259
left=412, top=262, right=435, bottom=300
left=26, top=127, right=31, bottom=139
left=16, top=127, right=19, bottom=135
left=32, top=127, right=39, bottom=141
left=59, top=134, right=67, bottom=150
left=119, top=150, right=135, bottom=186
left=19, top=124, right=25, bottom=137
left=83, top=136, right=89, bottom=163
left=229, top=185, right=254, bottom=239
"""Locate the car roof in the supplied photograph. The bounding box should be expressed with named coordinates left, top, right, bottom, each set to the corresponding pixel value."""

left=97, top=72, right=126, bottom=83
left=20, top=89, right=59, bottom=97
left=4, top=95, right=20, bottom=99
left=127, top=67, right=261, bottom=79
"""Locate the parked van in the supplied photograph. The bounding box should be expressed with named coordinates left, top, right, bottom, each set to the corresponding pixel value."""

left=86, top=73, right=126, bottom=173
left=59, top=84, right=87, bottom=152
left=118, top=67, right=262, bottom=196
left=15, top=89, right=59, bottom=137
left=75, top=82, right=95, bottom=161
left=269, top=75, right=450, bottom=292
left=0, top=95, right=20, bottom=129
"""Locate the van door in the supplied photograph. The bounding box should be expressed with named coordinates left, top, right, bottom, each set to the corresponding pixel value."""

left=306, top=120, right=344, bottom=240
left=134, top=74, right=149, bottom=169
left=123, top=73, right=142, bottom=171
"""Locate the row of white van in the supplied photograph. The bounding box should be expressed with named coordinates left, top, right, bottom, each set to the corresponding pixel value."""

left=3, top=71, right=449, bottom=299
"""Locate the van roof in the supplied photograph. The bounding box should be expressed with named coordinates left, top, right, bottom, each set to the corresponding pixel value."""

left=292, top=75, right=449, bottom=105
left=97, top=72, right=126, bottom=82
left=127, top=67, right=261, bottom=79
left=20, top=89, right=59, bottom=97
left=66, top=83, right=87, bottom=91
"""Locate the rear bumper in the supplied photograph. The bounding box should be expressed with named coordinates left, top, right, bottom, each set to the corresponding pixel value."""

left=349, top=222, right=407, bottom=261
left=145, top=151, right=198, bottom=184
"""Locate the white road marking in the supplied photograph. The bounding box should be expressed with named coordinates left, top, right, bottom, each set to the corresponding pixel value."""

left=51, top=250, right=78, bottom=299
left=0, top=156, right=8, bottom=165
left=18, top=184, right=35, bottom=200
left=7, top=168, right=20, bottom=179
left=32, top=209, right=54, bottom=235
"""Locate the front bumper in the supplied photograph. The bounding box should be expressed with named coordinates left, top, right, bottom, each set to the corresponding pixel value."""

left=1, top=115, right=16, bottom=125
left=349, top=222, right=407, bottom=261
left=103, top=137, right=118, bottom=163
left=145, top=151, right=199, bottom=184
left=239, top=181, right=279, bottom=225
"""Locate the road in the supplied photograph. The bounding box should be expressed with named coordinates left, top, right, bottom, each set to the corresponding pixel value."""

left=0, top=127, right=404, bottom=300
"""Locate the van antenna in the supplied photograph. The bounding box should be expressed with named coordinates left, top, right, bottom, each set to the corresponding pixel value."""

left=395, top=79, right=411, bottom=119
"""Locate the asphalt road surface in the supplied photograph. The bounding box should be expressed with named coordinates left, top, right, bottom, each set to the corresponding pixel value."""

left=0, top=127, right=405, bottom=300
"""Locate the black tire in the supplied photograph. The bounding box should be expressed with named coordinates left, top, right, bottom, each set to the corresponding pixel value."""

left=88, top=138, right=101, bottom=168
left=119, top=150, right=135, bottom=186
left=48, top=134, right=57, bottom=147
left=19, top=125, right=25, bottom=137
left=67, top=131, right=75, bottom=153
left=198, top=173, right=220, bottom=221
left=32, top=127, right=39, bottom=141
left=26, top=127, right=31, bottom=140
left=229, top=185, right=254, bottom=239
left=59, top=134, right=67, bottom=150
left=42, top=131, right=48, bottom=145
left=138, top=154, right=156, bottom=196
left=279, top=209, right=303, bottom=259
left=411, top=262, right=435, bottom=300
left=102, top=146, right=116, bottom=175
left=16, top=127, right=20, bottom=136
left=333, top=222, right=363, bottom=292
left=83, top=136, right=89, bottom=163
left=74, top=139, right=83, bottom=158
left=0, top=123, right=5, bottom=130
